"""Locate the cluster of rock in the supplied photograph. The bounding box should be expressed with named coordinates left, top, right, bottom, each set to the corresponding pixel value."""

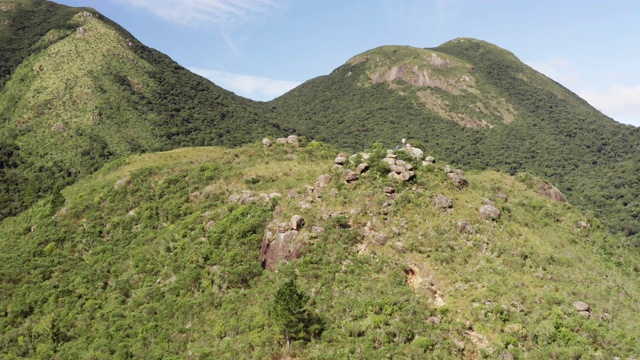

left=227, top=190, right=282, bottom=205
left=572, top=301, right=591, bottom=318
left=383, top=151, right=416, bottom=182
left=334, top=153, right=370, bottom=183
left=262, top=135, right=299, bottom=147
left=443, top=165, right=468, bottom=188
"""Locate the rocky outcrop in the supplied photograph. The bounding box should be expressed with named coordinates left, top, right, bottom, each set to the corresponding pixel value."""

left=357, top=163, right=370, bottom=174
left=262, top=138, right=272, bottom=147
left=260, top=220, right=304, bottom=270
left=384, top=153, right=415, bottom=182
left=538, top=182, right=568, bottom=203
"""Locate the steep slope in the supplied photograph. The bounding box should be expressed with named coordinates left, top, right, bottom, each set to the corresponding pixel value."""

left=0, top=0, right=285, bottom=220
left=270, top=39, right=640, bottom=237
left=1, top=140, right=639, bottom=358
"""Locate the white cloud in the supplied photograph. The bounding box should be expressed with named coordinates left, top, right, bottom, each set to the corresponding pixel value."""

left=579, top=85, right=640, bottom=127
left=189, top=67, right=301, bottom=101
left=116, top=0, right=282, bottom=26
left=526, top=58, right=582, bottom=90
left=527, top=59, right=640, bottom=127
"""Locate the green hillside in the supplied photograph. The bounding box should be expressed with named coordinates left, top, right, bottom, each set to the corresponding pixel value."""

left=0, top=0, right=285, bottom=221
left=1, top=140, right=639, bottom=358
left=270, top=39, right=640, bottom=237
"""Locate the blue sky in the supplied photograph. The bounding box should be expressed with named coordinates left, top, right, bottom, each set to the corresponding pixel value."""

left=53, top=0, right=640, bottom=127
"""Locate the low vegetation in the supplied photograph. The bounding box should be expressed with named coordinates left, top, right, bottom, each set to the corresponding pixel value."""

left=1, top=140, right=638, bottom=358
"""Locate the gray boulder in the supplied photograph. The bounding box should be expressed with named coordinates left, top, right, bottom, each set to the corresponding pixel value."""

left=479, top=205, right=501, bottom=220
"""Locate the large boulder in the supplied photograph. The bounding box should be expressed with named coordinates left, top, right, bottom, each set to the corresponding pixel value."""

left=290, top=215, right=305, bottom=230
left=435, top=195, right=453, bottom=210
left=447, top=172, right=469, bottom=188
left=479, top=205, right=501, bottom=220
left=403, top=145, right=424, bottom=161
left=316, top=174, right=332, bottom=188
left=344, top=170, right=359, bottom=183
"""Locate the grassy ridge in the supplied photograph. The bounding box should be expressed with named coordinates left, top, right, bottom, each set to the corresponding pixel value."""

left=1, top=140, right=638, bottom=358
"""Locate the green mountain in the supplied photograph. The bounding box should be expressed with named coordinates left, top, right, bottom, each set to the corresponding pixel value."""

left=0, top=0, right=286, bottom=220
left=1, top=140, right=639, bottom=358
left=270, top=40, right=640, bottom=238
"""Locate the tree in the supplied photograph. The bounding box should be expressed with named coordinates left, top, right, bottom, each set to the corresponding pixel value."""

left=272, top=279, right=322, bottom=347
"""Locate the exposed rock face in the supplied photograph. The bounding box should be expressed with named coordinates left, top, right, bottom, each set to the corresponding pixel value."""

left=435, top=195, right=453, bottom=210
left=114, top=177, right=129, bottom=189
left=276, top=137, right=288, bottom=144
left=578, top=220, right=590, bottom=229
left=572, top=301, right=590, bottom=312
left=479, top=205, right=501, bottom=220
left=372, top=232, right=389, bottom=245
left=538, top=182, right=568, bottom=203
left=260, top=226, right=302, bottom=270
left=262, top=138, right=272, bottom=147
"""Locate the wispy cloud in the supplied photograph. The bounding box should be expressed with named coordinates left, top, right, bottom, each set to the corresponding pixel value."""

left=189, top=67, right=301, bottom=101
left=116, top=0, right=282, bottom=26
left=528, top=59, right=640, bottom=127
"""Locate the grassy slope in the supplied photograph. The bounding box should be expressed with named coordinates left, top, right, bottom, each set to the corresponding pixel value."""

left=270, top=40, right=640, bottom=237
left=0, top=0, right=286, bottom=220
left=1, top=140, right=638, bottom=359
